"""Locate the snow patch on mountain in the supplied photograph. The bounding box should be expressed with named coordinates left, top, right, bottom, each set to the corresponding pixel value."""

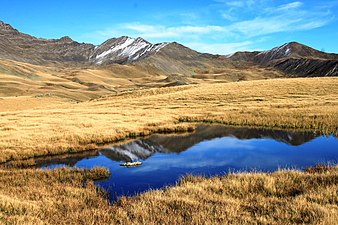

left=153, top=42, right=169, bottom=52
left=92, top=37, right=169, bottom=65
left=257, top=43, right=292, bottom=61
left=225, top=52, right=235, bottom=58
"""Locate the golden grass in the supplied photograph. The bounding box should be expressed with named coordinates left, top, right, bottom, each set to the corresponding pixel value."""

left=0, top=167, right=111, bottom=224
left=0, top=96, right=68, bottom=112
left=0, top=77, right=338, bottom=163
left=0, top=165, right=337, bottom=224
left=111, top=165, right=338, bottom=224
left=1, top=76, right=337, bottom=224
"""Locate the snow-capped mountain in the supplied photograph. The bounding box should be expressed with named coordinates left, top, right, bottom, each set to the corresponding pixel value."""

left=90, top=36, right=169, bottom=65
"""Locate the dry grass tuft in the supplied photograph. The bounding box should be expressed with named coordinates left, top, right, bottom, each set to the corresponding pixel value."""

left=0, top=167, right=111, bottom=224
left=110, top=165, right=338, bottom=224
left=2, top=165, right=336, bottom=224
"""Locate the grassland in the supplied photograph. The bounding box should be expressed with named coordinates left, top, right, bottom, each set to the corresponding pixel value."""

left=1, top=165, right=337, bottom=224
left=0, top=167, right=111, bottom=224
left=0, top=77, right=337, bottom=163
left=1, top=76, right=338, bottom=224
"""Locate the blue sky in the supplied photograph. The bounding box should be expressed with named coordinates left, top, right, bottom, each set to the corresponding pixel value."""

left=1, top=0, right=337, bottom=54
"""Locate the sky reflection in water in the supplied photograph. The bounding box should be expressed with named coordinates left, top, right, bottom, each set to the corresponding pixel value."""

left=43, top=126, right=338, bottom=201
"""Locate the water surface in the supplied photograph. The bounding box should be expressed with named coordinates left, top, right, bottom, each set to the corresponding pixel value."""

left=39, top=125, right=338, bottom=201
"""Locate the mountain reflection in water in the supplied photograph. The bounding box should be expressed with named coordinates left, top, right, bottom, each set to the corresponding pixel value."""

left=35, top=125, right=337, bottom=201
left=99, top=125, right=320, bottom=163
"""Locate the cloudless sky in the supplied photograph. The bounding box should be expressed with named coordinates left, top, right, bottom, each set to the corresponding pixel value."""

left=1, top=0, right=337, bottom=54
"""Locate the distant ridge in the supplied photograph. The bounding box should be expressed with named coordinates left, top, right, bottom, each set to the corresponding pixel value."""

left=227, top=42, right=338, bottom=77
left=0, top=20, right=337, bottom=77
left=254, top=42, right=338, bottom=63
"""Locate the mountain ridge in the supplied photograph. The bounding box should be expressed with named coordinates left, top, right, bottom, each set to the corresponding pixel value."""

left=0, top=20, right=176, bottom=66
left=0, top=20, right=337, bottom=79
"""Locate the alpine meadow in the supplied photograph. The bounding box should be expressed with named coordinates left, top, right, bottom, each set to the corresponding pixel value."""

left=1, top=0, right=338, bottom=224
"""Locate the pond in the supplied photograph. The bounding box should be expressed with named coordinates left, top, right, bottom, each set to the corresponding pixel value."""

left=39, top=125, right=338, bottom=201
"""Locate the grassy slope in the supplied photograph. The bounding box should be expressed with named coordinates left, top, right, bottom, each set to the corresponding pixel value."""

left=0, top=166, right=337, bottom=224
left=0, top=77, right=337, bottom=163
left=0, top=58, right=166, bottom=101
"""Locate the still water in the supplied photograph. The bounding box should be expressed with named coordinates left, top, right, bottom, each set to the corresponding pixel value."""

left=39, top=125, right=338, bottom=201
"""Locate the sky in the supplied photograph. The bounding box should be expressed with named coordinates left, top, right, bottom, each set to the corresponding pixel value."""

left=1, top=0, right=337, bottom=54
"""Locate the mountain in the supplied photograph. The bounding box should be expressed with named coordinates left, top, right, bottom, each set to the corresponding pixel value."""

left=273, top=58, right=338, bottom=77
left=228, top=42, right=338, bottom=77
left=0, top=20, right=230, bottom=78
left=0, top=21, right=94, bottom=65
left=0, top=21, right=168, bottom=66
left=89, top=36, right=169, bottom=65
left=0, top=20, right=202, bottom=68
left=254, top=42, right=338, bottom=63
left=0, top=20, right=234, bottom=75
left=135, top=42, right=224, bottom=76
left=0, top=19, right=337, bottom=100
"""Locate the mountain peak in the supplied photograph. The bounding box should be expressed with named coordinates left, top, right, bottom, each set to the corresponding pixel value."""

left=116, top=36, right=130, bottom=41
left=114, top=36, right=150, bottom=44
left=258, top=43, right=292, bottom=58
left=254, top=41, right=326, bottom=63
left=285, top=41, right=302, bottom=46
left=274, top=41, right=332, bottom=59
left=282, top=41, right=310, bottom=51
left=59, top=36, right=73, bottom=43
left=135, top=37, right=150, bottom=44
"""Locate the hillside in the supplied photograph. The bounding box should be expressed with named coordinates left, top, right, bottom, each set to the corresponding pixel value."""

left=0, top=20, right=337, bottom=102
